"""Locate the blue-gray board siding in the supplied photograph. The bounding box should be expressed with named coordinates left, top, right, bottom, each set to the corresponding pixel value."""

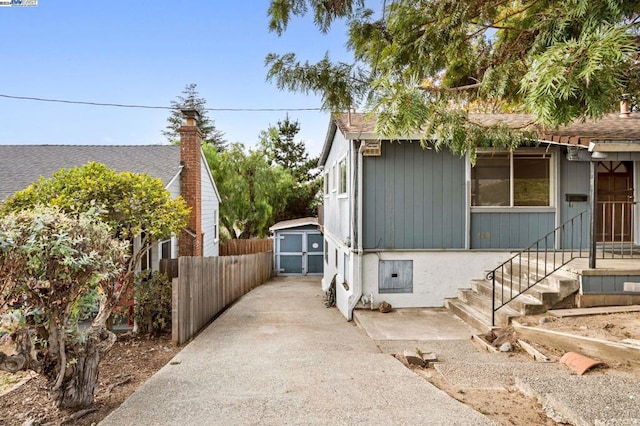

left=471, top=212, right=555, bottom=249
left=582, top=275, right=640, bottom=294
left=362, top=141, right=465, bottom=249
left=560, top=156, right=591, bottom=249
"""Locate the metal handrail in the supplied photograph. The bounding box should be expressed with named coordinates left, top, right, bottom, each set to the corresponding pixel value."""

left=487, top=210, right=588, bottom=326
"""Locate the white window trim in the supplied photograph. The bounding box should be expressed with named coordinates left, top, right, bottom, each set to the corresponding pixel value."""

left=338, top=155, right=348, bottom=197
left=331, top=164, right=338, bottom=192
left=324, top=170, right=330, bottom=197
left=214, top=209, right=219, bottom=242
left=470, top=148, right=556, bottom=211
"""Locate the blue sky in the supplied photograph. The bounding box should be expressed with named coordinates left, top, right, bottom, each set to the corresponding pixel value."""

left=0, top=1, right=355, bottom=156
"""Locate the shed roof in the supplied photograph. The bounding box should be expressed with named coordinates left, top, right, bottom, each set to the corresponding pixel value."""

left=269, top=217, right=319, bottom=232
left=0, top=145, right=181, bottom=202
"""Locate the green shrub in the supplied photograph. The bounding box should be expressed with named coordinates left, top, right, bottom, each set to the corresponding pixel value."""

left=133, top=271, right=172, bottom=335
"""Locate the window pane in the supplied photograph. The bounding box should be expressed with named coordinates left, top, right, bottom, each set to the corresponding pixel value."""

left=471, top=153, right=510, bottom=206
left=514, top=155, right=550, bottom=206
left=339, top=159, right=347, bottom=193
left=161, top=240, right=171, bottom=259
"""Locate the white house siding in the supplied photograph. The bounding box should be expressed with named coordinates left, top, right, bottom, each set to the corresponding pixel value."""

left=361, top=251, right=511, bottom=308
left=144, top=172, right=182, bottom=272
left=200, top=155, right=220, bottom=257
left=320, top=130, right=354, bottom=318
left=166, top=173, right=181, bottom=198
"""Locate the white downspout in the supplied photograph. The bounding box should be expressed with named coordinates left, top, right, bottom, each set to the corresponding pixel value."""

left=347, top=140, right=365, bottom=320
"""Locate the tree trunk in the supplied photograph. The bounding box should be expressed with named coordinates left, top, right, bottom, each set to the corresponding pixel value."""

left=0, top=329, right=39, bottom=373
left=53, top=327, right=116, bottom=409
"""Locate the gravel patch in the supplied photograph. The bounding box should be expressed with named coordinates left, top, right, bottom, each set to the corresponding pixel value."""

left=516, top=374, right=640, bottom=426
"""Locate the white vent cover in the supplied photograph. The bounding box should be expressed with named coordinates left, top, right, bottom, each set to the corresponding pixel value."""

left=363, top=140, right=381, bottom=157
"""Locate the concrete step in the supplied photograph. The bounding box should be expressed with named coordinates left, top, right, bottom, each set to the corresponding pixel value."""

left=446, top=295, right=520, bottom=330
left=523, top=280, right=579, bottom=307
left=459, top=288, right=493, bottom=314
left=472, top=279, right=546, bottom=315
left=492, top=267, right=580, bottom=307
left=444, top=298, right=493, bottom=333
left=449, top=253, right=582, bottom=333
left=507, top=258, right=579, bottom=285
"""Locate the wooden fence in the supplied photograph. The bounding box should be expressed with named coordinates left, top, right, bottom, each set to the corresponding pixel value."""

left=219, top=238, right=272, bottom=256
left=171, top=252, right=273, bottom=344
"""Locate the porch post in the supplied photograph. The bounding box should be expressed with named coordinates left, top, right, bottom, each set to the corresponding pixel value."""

left=589, top=160, right=598, bottom=268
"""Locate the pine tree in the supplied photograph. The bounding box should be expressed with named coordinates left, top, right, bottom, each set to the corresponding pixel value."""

left=266, top=0, right=640, bottom=156
left=260, top=115, right=321, bottom=221
left=164, top=83, right=226, bottom=150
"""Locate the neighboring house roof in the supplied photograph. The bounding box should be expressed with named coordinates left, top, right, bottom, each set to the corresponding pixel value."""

left=269, top=217, right=319, bottom=232
left=320, top=112, right=640, bottom=166
left=0, top=145, right=182, bottom=202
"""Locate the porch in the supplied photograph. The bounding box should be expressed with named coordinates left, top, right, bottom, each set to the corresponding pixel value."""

left=562, top=256, right=640, bottom=307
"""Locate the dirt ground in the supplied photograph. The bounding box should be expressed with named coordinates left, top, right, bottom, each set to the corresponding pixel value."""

left=416, top=368, right=558, bottom=426
left=0, top=311, right=638, bottom=425
left=410, top=311, right=640, bottom=426
left=519, top=311, right=640, bottom=344
left=0, top=333, right=180, bottom=426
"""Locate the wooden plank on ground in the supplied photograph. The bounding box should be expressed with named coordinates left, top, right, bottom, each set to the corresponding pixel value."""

left=548, top=305, right=640, bottom=318
left=513, top=321, right=640, bottom=366
left=517, top=339, right=553, bottom=362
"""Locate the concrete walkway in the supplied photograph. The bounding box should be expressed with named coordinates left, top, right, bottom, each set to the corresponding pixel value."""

left=100, top=277, right=491, bottom=425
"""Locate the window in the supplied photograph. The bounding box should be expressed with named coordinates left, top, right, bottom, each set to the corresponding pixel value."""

left=331, top=165, right=337, bottom=192
left=161, top=240, right=172, bottom=260
left=471, top=152, right=551, bottom=207
left=213, top=209, right=219, bottom=240
left=339, top=158, right=347, bottom=194
left=140, top=231, right=152, bottom=271
left=323, top=172, right=329, bottom=195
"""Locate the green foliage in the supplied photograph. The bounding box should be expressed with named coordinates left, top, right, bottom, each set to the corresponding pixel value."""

left=268, top=0, right=365, bottom=35
left=0, top=206, right=127, bottom=336
left=132, top=271, right=172, bottom=335
left=69, top=288, right=101, bottom=325
left=0, top=207, right=128, bottom=406
left=265, top=52, right=370, bottom=111
left=259, top=116, right=322, bottom=220
left=0, top=162, right=189, bottom=327
left=163, top=83, right=226, bottom=150
left=1, top=161, right=189, bottom=267
left=203, top=143, right=295, bottom=239
left=266, top=0, right=640, bottom=154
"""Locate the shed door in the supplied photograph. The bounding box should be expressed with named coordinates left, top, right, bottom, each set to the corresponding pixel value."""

left=306, top=233, right=324, bottom=274
left=275, top=231, right=324, bottom=275
left=277, top=233, right=304, bottom=274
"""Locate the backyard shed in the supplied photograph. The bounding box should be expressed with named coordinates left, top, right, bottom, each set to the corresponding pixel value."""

left=270, top=217, right=324, bottom=276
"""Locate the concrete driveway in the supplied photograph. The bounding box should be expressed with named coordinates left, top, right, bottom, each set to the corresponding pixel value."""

left=100, top=277, right=491, bottom=425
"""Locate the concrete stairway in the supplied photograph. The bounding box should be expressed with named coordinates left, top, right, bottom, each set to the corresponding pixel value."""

left=445, top=258, right=580, bottom=333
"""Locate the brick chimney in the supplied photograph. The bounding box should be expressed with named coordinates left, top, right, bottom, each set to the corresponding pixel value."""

left=620, top=94, right=631, bottom=118
left=178, top=109, right=203, bottom=257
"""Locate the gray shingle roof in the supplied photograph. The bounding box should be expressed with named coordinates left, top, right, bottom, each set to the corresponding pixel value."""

left=0, top=145, right=181, bottom=202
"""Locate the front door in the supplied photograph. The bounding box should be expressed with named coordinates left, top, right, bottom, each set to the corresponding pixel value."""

left=597, top=161, right=634, bottom=242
